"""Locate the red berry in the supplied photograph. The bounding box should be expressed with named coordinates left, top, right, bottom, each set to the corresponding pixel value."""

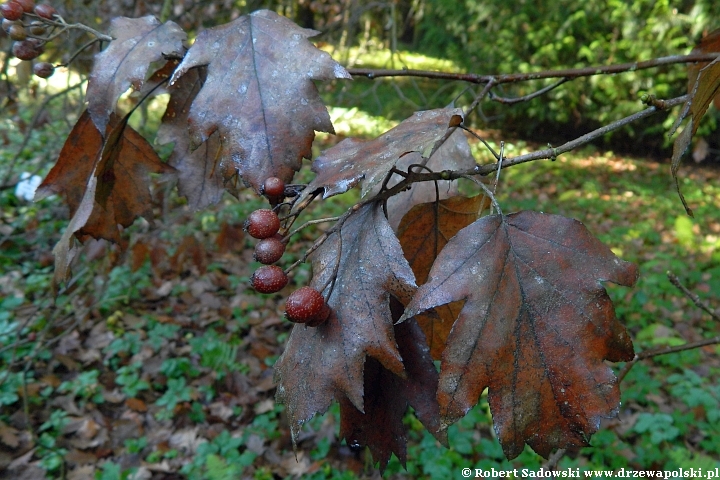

left=33, top=61, right=53, bottom=78
left=250, top=265, right=288, bottom=294
left=285, top=287, right=326, bottom=324
left=254, top=237, right=285, bottom=264
left=33, top=3, right=55, bottom=19
left=0, top=2, right=24, bottom=20
left=244, top=209, right=280, bottom=239
left=262, top=177, right=285, bottom=198
left=12, top=39, right=43, bottom=60
left=13, top=0, right=34, bottom=13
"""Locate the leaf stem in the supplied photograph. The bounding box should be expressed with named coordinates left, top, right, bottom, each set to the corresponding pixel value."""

left=282, top=215, right=342, bottom=243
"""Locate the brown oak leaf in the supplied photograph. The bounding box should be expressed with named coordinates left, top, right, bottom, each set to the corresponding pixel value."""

left=86, top=16, right=186, bottom=133
left=168, top=9, right=350, bottom=193
left=400, top=211, right=637, bottom=459
left=339, top=307, right=445, bottom=471
left=397, top=194, right=489, bottom=359
left=294, top=108, right=464, bottom=208
left=274, top=203, right=417, bottom=443
left=36, top=111, right=172, bottom=285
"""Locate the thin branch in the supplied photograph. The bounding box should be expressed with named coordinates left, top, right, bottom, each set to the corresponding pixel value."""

left=460, top=126, right=500, bottom=160
left=282, top=215, right=342, bottom=243
left=618, top=336, right=720, bottom=383
left=347, top=53, right=720, bottom=84
left=667, top=272, right=720, bottom=321
left=474, top=94, right=688, bottom=173
left=490, top=78, right=570, bottom=104
left=542, top=448, right=567, bottom=470
left=30, top=13, right=113, bottom=42
left=464, top=78, right=495, bottom=116
left=57, top=38, right=103, bottom=69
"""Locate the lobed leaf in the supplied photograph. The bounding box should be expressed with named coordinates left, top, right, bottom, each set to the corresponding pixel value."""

left=397, top=194, right=489, bottom=359
left=274, top=203, right=417, bottom=444
left=401, top=211, right=637, bottom=459
left=295, top=108, right=463, bottom=208
left=86, top=16, right=186, bottom=133
left=339, top=310, right=445, bottom=471
left=168, top=9, right=350, bottom=193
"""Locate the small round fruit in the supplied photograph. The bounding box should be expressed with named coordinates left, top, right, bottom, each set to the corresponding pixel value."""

left=0, top=2, right=24, bottom=20
left=28, top=20, right=45, bottom=35
left=254, top=237, right=285, bottom=264
left=13, top=0, right=34, bottom=13
left=33, top=61, right=53, bottom=78
left=244, top=209, right=280, bottom=239
left=33, top=3, right=55, bottom=19
left=12, top=39, right=43, bottom=60
left=250, top=265, right=288, bottom=294
left=262, top=177, right=285, bottom=198
left=306, top=303, right=331, bottom=327
left=7, top=22, right=25, bottom=40
left=285, top=286, right=326, bottom=324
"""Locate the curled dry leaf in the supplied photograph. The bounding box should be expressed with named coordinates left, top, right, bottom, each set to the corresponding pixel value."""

left=36, top=111, right=173, bottom=287
left=86, top=16, right=186, bottom=133
left=339, top=306, right=445, bottom=471
left=397, top=194, right=489, bottom=359
left=670, top=28, right=720, bottom=216
left=295, top=108, right=464, bottom=209
left=401, top=211, right=637, bottom=459
left=168, top=9, right=350, bottom=193
left=274, top=203, right=417, bottom=443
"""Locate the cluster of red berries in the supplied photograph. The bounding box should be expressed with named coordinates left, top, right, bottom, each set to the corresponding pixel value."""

left=1, top=0, right=57, bottom=78
left=247, top=177, right=331, bottom=327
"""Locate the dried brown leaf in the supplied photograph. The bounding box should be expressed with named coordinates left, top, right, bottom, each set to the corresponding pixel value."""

left=397, top=194, right=489, bottom=359
left=385, top=128, right=478, bottom=230
left=0, top=421, right=19, bottom=448
left=274, top=203, right=416, bottom=443
left=168, top=10, right=350, bottom=193
left=295, top=108, right=463, bottom=208
left=401, top=211, right=637, bottom=459
left=670, top=29, right=720, bottom=216
left=86, top=16, right=186, bottom=133
left=155, top=65, right=237, bottom=208
left=36, top=111, right=173, bottom=286
left=339, top=304, right=445, bottom=471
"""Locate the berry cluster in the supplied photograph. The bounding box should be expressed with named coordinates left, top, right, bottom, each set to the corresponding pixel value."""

left=1, top=0, right=57, bottom=78
left=246, top=177, right=331, bottom=327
